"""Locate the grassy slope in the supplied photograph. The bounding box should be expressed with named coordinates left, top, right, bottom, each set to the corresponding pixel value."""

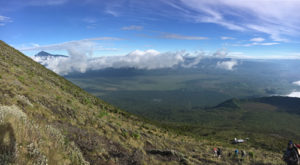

left=0, top=40, right=284, bottom=164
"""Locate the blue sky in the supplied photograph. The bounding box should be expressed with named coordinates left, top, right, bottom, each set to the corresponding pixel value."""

left=1, top=0, right=300, bottom=58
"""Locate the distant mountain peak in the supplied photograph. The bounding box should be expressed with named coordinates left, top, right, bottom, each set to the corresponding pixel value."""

left=34, top=51, right=68, bottom=58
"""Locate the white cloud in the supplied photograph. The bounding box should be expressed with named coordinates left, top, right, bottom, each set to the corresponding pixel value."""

left=221, top=36, right=235, bottom=40
left=161, top=33, right=208, bottom=40
left=0, top=15, right=12, bottom=26
left=216, top=60, right=238, bottom=70
left=286, top=92, right=300, bottom=98
left=165, top=0, right=300, bottom=41
left=293, top=81, right=300, bottom=86
left=250, top=37, right=265, bottom=42
left=89, top=50, right=185, bottom=70
left=121, top=25, right=143, bottom=30
left=213, top=49, right=228, bottom=58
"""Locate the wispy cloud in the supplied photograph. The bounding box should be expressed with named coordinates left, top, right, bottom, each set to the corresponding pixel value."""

left=121, top=25, right=143, bottom=31
left=82, top=17, right=97, bottom=24
left=227, top=52, right=300, bottom=60
left=82, top=17, right=98, bottom=29
left=161, top=33, right=208, bottom=40
left=27, top=0, right=69, bottom=6
left=0, top=15, right=12, bottom=26
left=221, top=36, right=235, bottom=40
left=232, top=41, right=279, bottom=47
left=0, top=0, right=69, bottom=13
left=18, top=37, right=121, bottom=52
left=250, top=37, right=265, bottom=42
left=164, top=0, right=300, bottom=42
left=105, top=9, right=119, bottom=17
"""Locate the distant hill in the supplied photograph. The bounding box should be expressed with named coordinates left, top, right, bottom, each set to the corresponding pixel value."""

left=0, top=40, right=290, bottom=164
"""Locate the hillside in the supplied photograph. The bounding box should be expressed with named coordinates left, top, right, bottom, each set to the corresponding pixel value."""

left=0, top=40, right=285, bottom=164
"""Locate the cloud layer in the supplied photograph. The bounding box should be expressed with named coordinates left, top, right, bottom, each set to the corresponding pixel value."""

left=33, top=49, right=188, bottom=75
left=32, top=49, right=241, bottom=75
left=25, top=39, right=239, bottom=75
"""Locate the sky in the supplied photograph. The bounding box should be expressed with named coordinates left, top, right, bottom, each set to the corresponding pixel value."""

left=1, top=0, right=300, bottom=58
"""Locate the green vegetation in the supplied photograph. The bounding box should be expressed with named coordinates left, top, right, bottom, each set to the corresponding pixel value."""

left=98, top=110, right=108, bottom=118
left=0, top=40, right=294, bottom=164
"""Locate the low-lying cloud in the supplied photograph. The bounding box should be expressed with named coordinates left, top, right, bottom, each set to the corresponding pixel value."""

left=31, top=48, right=239, bottom=75
left=33, top=49, right=190, bottom=75
left=216, top=60, right=238, bottom=70
left=292, top=81, right=300, bottom=86
left=286, top=91, right=300, bottom=98
left=26, top=39, right=239, bottom=75
left=89, top=50, right=186, bottom=70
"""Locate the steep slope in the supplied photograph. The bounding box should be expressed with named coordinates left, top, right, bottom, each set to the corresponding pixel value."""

left=0, top=40, right=283, bottom=164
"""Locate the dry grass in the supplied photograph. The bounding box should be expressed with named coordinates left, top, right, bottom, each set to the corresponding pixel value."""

left=0, top=105, right=88, bottom=165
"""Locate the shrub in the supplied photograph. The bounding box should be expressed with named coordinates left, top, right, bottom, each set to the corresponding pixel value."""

left=131, top=132, right=140, bottom=139
left=18, top=76, right=25, bottom=83
left=98, top=111, right=108, bottom=118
